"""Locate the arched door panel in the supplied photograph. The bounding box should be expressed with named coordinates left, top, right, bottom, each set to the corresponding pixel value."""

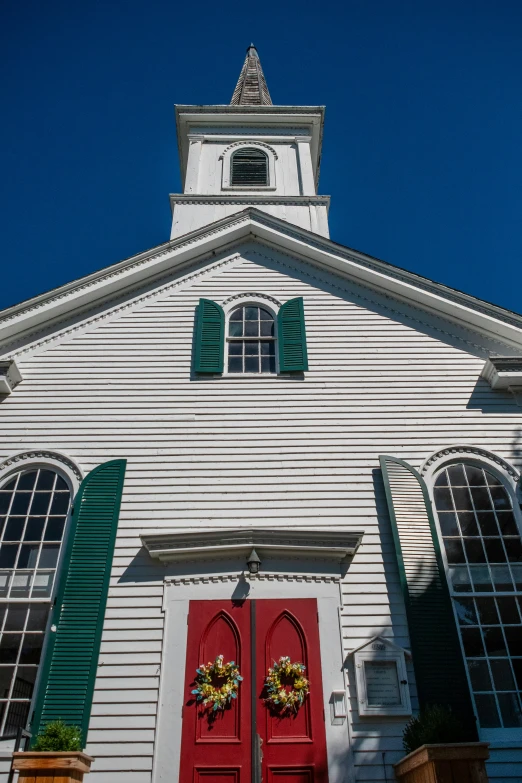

left=256, top=599, right=328, bottom=782
left=197, top=610, right=242, bottom=741
left=180, top=601, right=251, bottom=783
left=264, top=610, right=311, bottom=742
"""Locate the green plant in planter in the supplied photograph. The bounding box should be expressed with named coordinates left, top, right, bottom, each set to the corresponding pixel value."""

left=403, top=705, right=469, bottom=754
left=32, top=720, right=82, bottom=752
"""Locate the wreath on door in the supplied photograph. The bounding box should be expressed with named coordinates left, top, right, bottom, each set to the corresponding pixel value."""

left=264, top=656, right=310, bottom=713
left=192, top=655, right=243, bottom=711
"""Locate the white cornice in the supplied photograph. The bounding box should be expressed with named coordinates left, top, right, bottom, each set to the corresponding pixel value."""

left=0, top=360, right=22, bottom=394
left=2, top=208, right=522, bottom=357
left=169, top=194, right=330, bottom=212
left=481, top=356, right=522, bottom=389
left=140, top=528, right=362, bottom=565
left=3, top=251, right=243, bottom=359
left=175, top=105, right=324, bottom=188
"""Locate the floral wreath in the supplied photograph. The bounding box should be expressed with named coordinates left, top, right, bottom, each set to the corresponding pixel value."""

left=264, top=656, right=310, bottom=713
left=192, top=655, right=243, bottom=712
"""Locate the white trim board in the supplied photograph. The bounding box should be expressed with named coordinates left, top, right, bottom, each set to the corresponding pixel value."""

left=152, top=575, right=352, bottom=783
left=2, top=209, right=522, bottom=356
left=140, top=528, right=362, bottom=568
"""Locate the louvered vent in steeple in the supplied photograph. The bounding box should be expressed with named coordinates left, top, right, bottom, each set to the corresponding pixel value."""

left=231, top=148, right=268, bottom=185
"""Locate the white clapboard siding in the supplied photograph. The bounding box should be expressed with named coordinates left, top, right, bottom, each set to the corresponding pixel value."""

left=0, top=244, right=520, bottom=783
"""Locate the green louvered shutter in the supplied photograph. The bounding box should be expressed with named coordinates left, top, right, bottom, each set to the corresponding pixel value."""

left=31, top=459, right=127, bottom=747
left=277, top=297, right=308, bottom=372
left=194, top=298, right=225, bottom=373
left=379, top=455, right=477, bottom=736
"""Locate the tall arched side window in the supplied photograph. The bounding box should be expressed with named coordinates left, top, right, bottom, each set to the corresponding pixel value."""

left=433, top=462, right=522, bottom=730
left=0, top=468, right=71, bottom=735
left=227, top=304, right=276, bottom=374
left=231, top=148, right=268, bottom=186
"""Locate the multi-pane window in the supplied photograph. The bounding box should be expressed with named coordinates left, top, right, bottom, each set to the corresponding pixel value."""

left=433, top=462, right=522, bottom=729
left=0, top=468, right=70, bottom=735
left=230, top=148, right=268, bottom=186
left=227, top=306, right=276, bottom=374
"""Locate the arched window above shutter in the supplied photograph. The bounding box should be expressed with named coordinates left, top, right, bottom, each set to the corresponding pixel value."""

left=194, top=299, right=225, bottom=374
left=277, top=297, right=308, bottom=372
left=231, top=148, right=268, bottom=186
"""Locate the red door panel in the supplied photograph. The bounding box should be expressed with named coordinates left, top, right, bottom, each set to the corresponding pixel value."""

left=179, top=599, right=328, bottom=783
left=256, top=599, right=328, bottom=782
left=195, top=771, right=240, bottom=782
left=264, top=610, right=312, bottom=742
left=196, top=609, right=243, bottom=742
left=180, top=601, right=251, bottom=783
left=267, top=770, right=314, bottom=783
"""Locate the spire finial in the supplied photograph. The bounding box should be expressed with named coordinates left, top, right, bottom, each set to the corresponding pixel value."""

left=230, top=45, right=272, bottom=106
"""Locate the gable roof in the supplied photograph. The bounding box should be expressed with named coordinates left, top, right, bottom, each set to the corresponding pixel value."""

left=1, top=207, right=522, bottom=355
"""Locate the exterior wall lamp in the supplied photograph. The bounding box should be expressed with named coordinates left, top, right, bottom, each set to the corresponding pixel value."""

left=246, top=548, right=261, bottom=574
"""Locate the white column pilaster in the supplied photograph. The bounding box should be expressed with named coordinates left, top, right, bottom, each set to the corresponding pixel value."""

left=296, top=137, right=315, bottom=195
left=184, top=135, right=204, bottom=193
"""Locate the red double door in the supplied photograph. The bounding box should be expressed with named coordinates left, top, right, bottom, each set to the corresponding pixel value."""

left=180, top=599, right=329, bottom=783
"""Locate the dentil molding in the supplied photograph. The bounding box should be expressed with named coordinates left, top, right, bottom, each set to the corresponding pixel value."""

left=219, top=140, right=278, bottom=159
left=166, top=573, right=341, bottom=586
left=221, top=292, right=282, bottom=307
left=0, top=450, right=83, bottom=482
left=420, top=445, right=519, bottom=479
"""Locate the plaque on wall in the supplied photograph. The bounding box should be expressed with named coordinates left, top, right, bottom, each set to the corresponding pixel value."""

left=364, top=660, right=401, bottom=706
left=348, top=635, right=412, bottom=717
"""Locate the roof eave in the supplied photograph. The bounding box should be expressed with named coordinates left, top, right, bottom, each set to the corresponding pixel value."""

left=2, top=207, right=522, bottom=355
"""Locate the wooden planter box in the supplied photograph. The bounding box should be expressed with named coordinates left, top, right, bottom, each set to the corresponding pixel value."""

left=12, top=751, right=93, bottom=782
left=394, top=743, right=490, bottom=783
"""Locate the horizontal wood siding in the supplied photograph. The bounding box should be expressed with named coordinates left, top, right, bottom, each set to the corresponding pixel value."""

left=0, top=243, right=521, bottom=782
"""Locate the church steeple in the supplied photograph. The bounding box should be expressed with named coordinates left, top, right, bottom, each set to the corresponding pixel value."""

left=230, top=44, right=272, bottom=106
left=172, top=47, right=328, bottom=239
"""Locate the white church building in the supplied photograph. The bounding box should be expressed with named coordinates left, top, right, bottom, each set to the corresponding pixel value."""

left=0, top=45, right=521, bottom=782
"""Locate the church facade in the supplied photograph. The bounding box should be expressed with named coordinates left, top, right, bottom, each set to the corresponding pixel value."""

left=0, top=46, right=521, bottom=782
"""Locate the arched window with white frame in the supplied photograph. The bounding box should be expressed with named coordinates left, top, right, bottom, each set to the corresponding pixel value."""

left=227, top=303, right=276, bottom=374
left=431, top=459, right=522, bottom=734
left=0, top=464, right=73, bottom=736
left=220, top=143, right=277, bottom=191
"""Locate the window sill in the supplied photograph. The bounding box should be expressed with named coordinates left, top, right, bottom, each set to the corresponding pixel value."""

left=221, top=185, right=277, bottom=192
left=194, top=372, right=305, bottom=380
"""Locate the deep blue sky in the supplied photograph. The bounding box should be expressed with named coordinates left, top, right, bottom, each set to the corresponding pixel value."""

left=1, top=0, right=521, bottom=313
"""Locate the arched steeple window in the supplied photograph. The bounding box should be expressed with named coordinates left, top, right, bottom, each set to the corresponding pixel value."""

left=231, top=148, right=268, bottom=186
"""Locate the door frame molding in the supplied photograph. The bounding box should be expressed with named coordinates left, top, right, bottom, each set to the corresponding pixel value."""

left=152, top=573, right=353, bottom=783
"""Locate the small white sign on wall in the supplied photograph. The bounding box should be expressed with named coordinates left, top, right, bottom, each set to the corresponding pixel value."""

left=348, top=636, right=412, bottom=717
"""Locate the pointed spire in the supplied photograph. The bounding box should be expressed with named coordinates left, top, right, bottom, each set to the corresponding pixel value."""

left=230, top=45, right=272, bottom=106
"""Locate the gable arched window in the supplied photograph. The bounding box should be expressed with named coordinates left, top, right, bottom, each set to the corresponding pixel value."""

left=227, top=305, right=276, bottom=374
left=231, top=148, right=268, bottom=186
left=0, top=467, right=71, bottom=735
left=433, top=461, right=522, bottom=732
left=194, top=296, right=308, bottom=375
